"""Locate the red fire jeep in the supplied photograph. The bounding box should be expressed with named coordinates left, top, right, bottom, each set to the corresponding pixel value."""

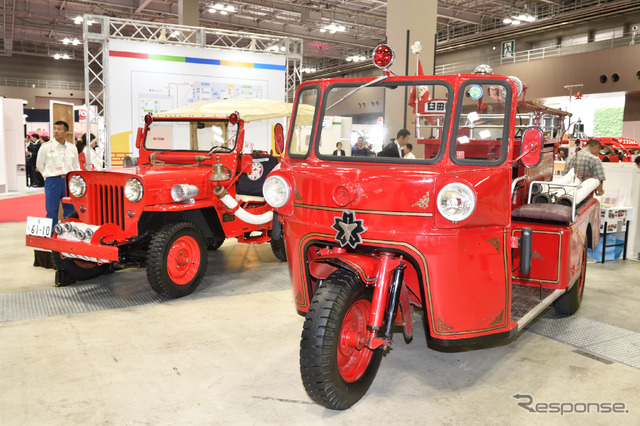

left=26, top=98, right=291, bottom=298
left=263, top=45, right=600, bottom=409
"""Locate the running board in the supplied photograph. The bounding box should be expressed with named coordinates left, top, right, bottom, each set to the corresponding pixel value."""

left=516, top=289, right=565, bottom=329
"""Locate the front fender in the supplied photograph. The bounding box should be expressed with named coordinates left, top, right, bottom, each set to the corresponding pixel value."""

left=308, top=252, right=414, bottom=340
left=309, top=253, right=379, bottom=285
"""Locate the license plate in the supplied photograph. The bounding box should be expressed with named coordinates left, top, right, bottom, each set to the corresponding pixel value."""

left=26, top=216, right=53, bottom=237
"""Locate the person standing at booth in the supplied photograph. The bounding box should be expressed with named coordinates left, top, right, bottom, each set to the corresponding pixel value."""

left=562, top=139, right=605, bottom=196
left=36, top=121, right=79, bottom=231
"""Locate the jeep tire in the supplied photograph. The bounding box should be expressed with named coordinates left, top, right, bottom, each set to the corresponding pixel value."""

left=51, top=251, right=109, bottom=285
left=146, top=221, right=208, bottom=298
left=270, top=237, right=287, bottom=262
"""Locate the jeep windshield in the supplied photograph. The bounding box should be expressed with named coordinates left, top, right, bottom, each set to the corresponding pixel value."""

left=144, top=119, right=238, bottom=152
left=288, top=78, right=512, bottom=166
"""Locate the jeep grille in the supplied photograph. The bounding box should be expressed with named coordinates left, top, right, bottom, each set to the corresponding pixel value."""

left=88, top=183, right=126, bottom=230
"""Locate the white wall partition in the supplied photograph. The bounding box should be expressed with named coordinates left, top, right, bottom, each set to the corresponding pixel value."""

left=105, top=39, right=287, bottom=164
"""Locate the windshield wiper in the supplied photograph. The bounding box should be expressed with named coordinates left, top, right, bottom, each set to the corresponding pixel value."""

left=327, top=75, right=388, bottom=111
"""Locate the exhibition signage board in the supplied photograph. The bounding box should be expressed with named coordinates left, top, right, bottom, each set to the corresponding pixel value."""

left=105, top=39, right=286, bottom=166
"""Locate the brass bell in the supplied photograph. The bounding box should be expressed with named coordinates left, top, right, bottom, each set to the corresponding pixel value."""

left=210, top=156, right=229, bottom=182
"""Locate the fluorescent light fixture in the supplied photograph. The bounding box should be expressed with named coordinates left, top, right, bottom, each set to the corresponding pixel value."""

left=209, top=3, right=235, bottom=13
left=321, top=23, right=346, bottom=34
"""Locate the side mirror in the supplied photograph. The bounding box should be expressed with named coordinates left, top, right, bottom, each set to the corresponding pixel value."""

left=135, top=127, right=144, bottom=149
left=520, top=127, right=543, bottom=168
left=273, top=123, right=285, bottom=155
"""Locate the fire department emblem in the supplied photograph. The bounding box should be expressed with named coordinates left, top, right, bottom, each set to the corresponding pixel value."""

left=332, top=211, right=367, bottom=249
left=247, top=162, right=264, bottom=181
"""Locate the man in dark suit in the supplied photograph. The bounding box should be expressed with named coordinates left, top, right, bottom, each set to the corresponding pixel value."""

left=378, top=128, right=410, bottom=157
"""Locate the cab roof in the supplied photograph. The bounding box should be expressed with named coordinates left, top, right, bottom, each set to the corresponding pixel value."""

left=154, top=98, right=314, bottom=123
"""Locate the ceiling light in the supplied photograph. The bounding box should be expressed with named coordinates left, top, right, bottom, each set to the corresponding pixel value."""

left=321, top=23, right=346, bottom=34
left=72, top=38, right=80, bottom=45
left=346, top=54, right=367, bottom=62
left=54, top=53, right=61, bottom=60
left=505, top=12, right=535, bottom=25
left=170, top=30, right=180, bottom=38
left=62, top=37, right=71, bottom=44
left=209, top=3, right=235, bottom=13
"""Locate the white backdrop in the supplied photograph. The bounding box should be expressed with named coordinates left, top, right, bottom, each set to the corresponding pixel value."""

left=105, top=39, right=286, bottom=164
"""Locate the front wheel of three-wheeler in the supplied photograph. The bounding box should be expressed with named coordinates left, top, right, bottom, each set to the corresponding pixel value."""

left=300, top=270, right=383, bottom=410
left=554, top=244, right=587, bottom=315
left=146, top=222, right=208, bottom=298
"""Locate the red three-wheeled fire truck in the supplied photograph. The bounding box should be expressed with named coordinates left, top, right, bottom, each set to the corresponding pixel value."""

left=261, top=45, right=600, bottom=409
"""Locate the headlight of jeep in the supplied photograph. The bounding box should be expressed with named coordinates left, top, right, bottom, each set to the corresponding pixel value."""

left=437, top=183, right=476, bottom=222
left=263, top=175, right=290, bottom=208
left=124, top=178, right=144, bottom=203
left=68, top=175, right=86, bottom=198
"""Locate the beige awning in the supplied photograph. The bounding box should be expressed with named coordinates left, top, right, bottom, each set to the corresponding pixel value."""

left=154, top=98, right=315, bottom=124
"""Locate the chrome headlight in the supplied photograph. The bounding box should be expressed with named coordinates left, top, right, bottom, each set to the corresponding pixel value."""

left=263, top=175, right=290, bottom=208
left=124, top=178, right=144, bottom=203
left=68, top=175, right=86, bottom=198
left=437, top=183, right=476, bottom=222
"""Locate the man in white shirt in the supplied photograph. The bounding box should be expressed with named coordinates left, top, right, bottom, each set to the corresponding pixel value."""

left=36, top=120, right=79, bottom=231
left=403, top=143, right=416, bottom=159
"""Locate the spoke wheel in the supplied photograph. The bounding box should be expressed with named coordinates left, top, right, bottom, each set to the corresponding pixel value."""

left=554, top=243, right=587, bottom=315
left=300, top=269, right=383, bottom=410
left=146, top=222, right=207, bottom=298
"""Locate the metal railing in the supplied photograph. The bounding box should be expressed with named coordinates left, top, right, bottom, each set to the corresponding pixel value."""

left=435, top=35, right=637, bottom=75
left=0, top=77, right=84, bottom=91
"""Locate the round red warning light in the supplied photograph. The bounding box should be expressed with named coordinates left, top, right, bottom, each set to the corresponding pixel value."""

left=373, top=44, right=395, bottom=69
left=229, top=112, right=239, bottom=125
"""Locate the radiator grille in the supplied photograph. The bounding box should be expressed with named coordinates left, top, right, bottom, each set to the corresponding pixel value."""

left=89, top=183, right=125, bottom=229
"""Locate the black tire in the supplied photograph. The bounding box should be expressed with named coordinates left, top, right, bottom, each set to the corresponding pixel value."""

left=270, top=237, right=287, bottom=262
left=51, top=251, right=108, bottom=283
left=554, top=244, right=587, bottom=315
left=300, top=270, right=383, bottom=410
left=146, top=222, right=208, bottom=298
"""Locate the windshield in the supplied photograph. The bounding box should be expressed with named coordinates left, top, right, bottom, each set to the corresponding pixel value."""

left=450, top=80, right=512, bottom=165
left=145, top=119, right=238, bottom=152
left=289, top=81, right=452, bottom=163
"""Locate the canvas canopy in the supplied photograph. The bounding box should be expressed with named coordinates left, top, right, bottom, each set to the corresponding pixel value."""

left=154, top=98, right=315, bottom=124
